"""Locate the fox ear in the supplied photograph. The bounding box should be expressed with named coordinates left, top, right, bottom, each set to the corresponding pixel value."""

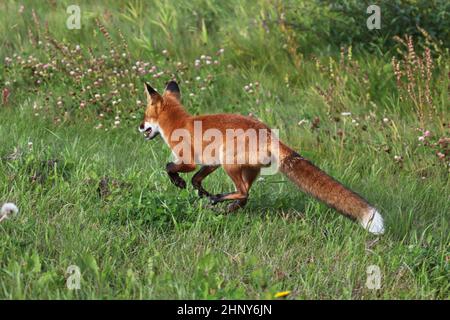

left=164, top=80, right=181, bottom=101
left=144, top=83, right=162, bottom=104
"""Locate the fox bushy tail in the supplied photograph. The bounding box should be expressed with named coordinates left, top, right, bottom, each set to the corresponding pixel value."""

left=278, top=144, right=384, bottom=235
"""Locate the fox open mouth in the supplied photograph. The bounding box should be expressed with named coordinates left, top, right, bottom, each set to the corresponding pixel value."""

left=143, top=127, right=153, bottom=139
left=143, top=127, right=159, bottom=140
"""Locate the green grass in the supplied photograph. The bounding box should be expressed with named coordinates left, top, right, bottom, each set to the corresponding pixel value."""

left=0, top=0, right=449, bottom=299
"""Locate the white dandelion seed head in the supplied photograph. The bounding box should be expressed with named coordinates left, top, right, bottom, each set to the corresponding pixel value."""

left=1, top=203, right=19, bottom=220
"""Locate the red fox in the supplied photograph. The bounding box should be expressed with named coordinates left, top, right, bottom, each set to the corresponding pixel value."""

left=139, top=81, right=384, bottom=235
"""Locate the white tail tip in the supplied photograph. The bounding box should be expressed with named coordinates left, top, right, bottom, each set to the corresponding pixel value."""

left=361, top=208, right=385, bottom=235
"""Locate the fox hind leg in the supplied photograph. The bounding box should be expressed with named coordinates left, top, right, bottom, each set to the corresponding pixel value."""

left=227, top=166, right=260, bottom=212
left=209, top=165, right=260, bottom=212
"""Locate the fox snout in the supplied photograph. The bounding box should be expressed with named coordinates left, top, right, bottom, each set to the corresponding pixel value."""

left=138, top=122, right=152, bottom=134
left=139, top=121, right=160, bottom=140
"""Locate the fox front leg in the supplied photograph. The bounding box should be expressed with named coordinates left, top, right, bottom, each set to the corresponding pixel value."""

left=191, top=165, right=219, bottom=198
left=165, top=162, right=196, bottom=189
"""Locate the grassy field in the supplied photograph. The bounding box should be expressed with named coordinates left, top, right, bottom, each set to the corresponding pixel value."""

left=0, top=1, right=449, bottom=299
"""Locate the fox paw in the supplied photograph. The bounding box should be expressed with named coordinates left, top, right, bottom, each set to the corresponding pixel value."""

left=227, top=200, right=247, bottom=212
left=197, top=188, right=211, bottom=198
left=208, top=195, right=221, bottom=205
left=169, top=176, right=186, bottom=189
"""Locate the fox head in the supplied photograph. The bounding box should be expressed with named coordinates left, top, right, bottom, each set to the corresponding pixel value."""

left=138, top=81, right=181, bottom=140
